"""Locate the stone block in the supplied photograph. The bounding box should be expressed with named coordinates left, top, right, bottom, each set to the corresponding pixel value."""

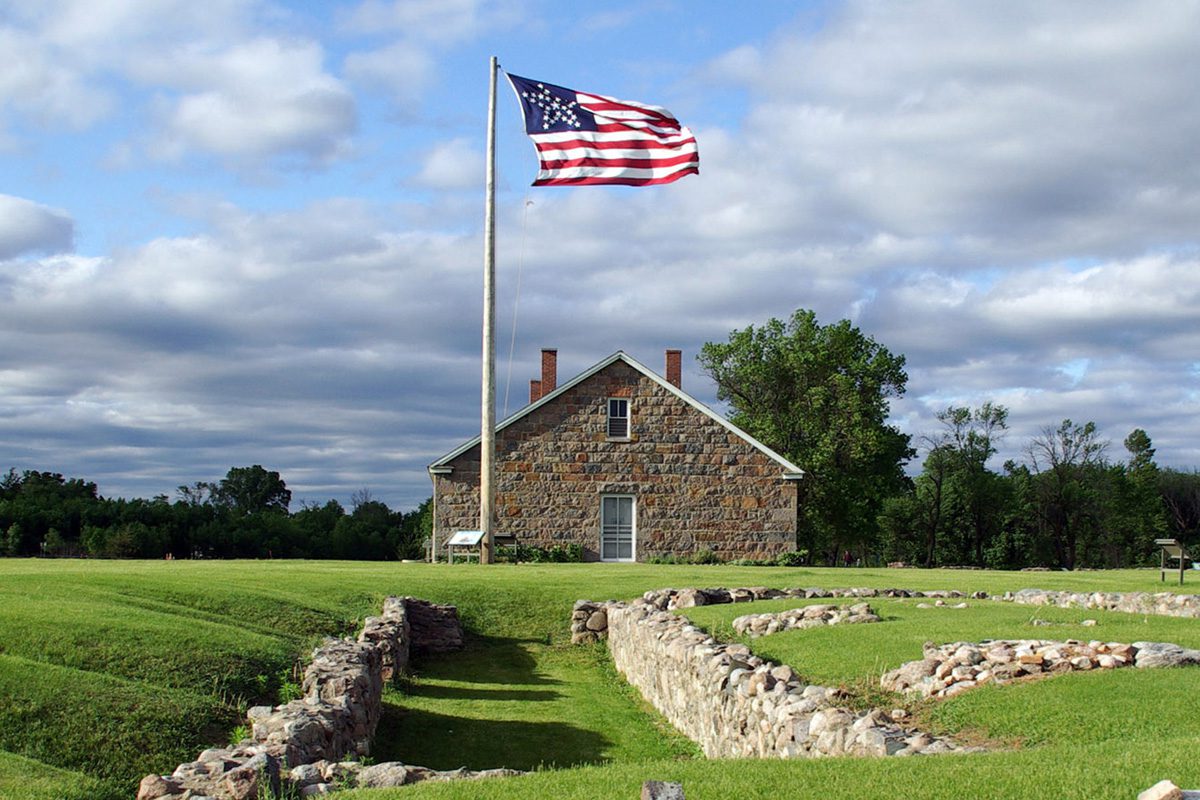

left=1139, top=780, right=1183, bottom=800
left=643, top=780, right=686, bottom=800
left=136, top=774, right=181, bottom=800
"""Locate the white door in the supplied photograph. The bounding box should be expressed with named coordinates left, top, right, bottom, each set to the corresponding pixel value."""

left=600, top=495, right=635, bottom=562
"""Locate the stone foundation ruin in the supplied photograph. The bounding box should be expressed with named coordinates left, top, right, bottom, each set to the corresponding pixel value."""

left=135, top=583, right=1200, bottom=797
left=573, top=597, right=966, bottom=759
left=137, top=596, right=516, bottom=800
left=882, top=638, right=1200, bottom=699
left=571, top=585, right=1200, bottom=763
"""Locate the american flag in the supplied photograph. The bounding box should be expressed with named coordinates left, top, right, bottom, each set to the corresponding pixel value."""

left=506, top=73, right=699, bottom=187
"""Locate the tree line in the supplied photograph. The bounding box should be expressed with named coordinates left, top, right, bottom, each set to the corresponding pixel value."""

left=7, top=308, right=1199, bottom=569
left=701, top=309, right=1200, bottom=570
left=0, top=465, right=431, bottom=560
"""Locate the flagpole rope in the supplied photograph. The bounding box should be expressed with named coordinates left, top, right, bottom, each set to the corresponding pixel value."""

left=502, top=195, right=534, bottom=418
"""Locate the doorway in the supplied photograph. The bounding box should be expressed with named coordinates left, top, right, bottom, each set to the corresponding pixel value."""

left=600, top=495, right=635, bottom=562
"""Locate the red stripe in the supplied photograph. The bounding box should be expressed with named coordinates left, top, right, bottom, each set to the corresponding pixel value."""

left=533, top=167, right=700, bottom=187
left=595, top=120, right=682, bottom=136
left=538, top=153, right=699, bottom=170
left=533, top=135, right=697, bottom=152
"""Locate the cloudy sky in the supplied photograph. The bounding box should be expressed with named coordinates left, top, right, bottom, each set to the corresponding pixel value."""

left=3, top=0, right=1200, bottom=510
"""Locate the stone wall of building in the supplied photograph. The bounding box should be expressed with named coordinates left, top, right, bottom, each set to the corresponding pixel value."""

left=135, top=596, right=498, bottom=800
left=573, top=598, right=963, bottom=759
left=433, top=360, right=798, bottom=562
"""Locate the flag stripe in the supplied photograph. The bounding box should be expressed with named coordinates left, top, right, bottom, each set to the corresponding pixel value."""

left=534, top=167, right=699, bottom=187
left=533, top=129, right=695, bottom=147
left=508, top=72, right=699, bottom=187
left=576, top=92, right=675, bottom=122
left=533, top=138, right=698, bottom=156
left=538, top=153, right=699, bottom=170
left=595, top=120, right=685, bottom=137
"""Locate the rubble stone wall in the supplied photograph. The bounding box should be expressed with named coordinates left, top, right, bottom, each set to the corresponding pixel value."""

left=585, top=599, right=962, bottom=759
left=570, top=585, right=1200, bottom=763
left=883, top=638, right=1200, bottom=699
left=1001, top=588, right=1200, bottom=618
left=731, top=603, right=879, bottom=637
left=137, top=596, right=472, bottom=800
left=404, top=598, right=466, bottom=654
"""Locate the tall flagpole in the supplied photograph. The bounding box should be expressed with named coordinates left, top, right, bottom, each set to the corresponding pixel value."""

left=480, top=56, right=498, bottom=564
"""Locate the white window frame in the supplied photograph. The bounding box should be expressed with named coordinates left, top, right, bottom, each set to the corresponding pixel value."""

left=607, top=397, right=630, bottom=440
left=599, top=494, right=636, bottom=562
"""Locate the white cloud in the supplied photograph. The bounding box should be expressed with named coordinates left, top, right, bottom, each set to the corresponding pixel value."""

left=339, top=0, right=524, bottom=108
left=0, top=198, right=485, bottom=504
left=342, top=40, right=436, bottom=108
left=148, top=37, right=356, bottom=165
left=0, top=27, right=112, bottom=130
left=413, top=137, right=480, bottom=189
left=0, top=195, right=74, bottom=259
left=340, top=0, right=521, bottom=43
left=0, top=0, right=355, bottom=166
left=695, top=0, right=1200, bottom=266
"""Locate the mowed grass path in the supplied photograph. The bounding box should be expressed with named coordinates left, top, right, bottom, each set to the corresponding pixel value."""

left=1, top=560, right=1197, bottom=800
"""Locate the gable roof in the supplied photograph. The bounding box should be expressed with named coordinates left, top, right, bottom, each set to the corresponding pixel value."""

left=428, top=351, right=804, bottom=477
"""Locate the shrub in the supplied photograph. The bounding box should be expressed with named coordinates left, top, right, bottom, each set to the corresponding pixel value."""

left=775, top=550, right=809, bottom=567
left=496, top=542, right=584, bottom=563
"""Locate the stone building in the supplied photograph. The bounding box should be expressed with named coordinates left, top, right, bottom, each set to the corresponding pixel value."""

left=427, top=349, right=803, bottom=562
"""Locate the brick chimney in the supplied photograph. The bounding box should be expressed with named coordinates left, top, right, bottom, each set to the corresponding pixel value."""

left=540, top=348, right=557, bottom=396
left=529, top=379, right=542, bottom=403
left=665, top=349, right=682, bottom=389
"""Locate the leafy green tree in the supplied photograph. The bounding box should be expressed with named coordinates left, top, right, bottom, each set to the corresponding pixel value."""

left=699, top=309, right=912, bottom=561
left=1025, top=420, right=1109, bottom=569
left=398, top=498, right=434, bottom=560
left=0, top=470, right=99, bottom=554
left=1106, top=429, right=1167, bottom=565
left=176, top=482, right=214, bottom=507
left=936, top=403, right=1009, bottom=565
left=293, top=499, right=346, bottom=558
left=212, top=466, right=291, bottom=515
left=43, top=528, right=66, bottom=556
left=910, top=444, right=955, bottom=567
left=984, top=461, right=1048, bottom=568
left=2, top=523, right=21, bottom=556
left=1159, top=467, right=1200, bottom=545
left=876, top=489, right=920, bottom=565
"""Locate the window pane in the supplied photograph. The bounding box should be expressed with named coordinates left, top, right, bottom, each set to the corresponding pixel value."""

left=608, top=399, right=629, bottom=438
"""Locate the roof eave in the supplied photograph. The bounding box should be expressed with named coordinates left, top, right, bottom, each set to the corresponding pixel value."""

left=427, top=350, right=806, bottom=476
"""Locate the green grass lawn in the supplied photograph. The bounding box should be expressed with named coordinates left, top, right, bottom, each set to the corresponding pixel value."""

left=0, top=559, right=1197, bottom=800
left=373, top=638, right=698, bottom=771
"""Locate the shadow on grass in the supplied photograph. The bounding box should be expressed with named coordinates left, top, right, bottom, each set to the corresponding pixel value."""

left=407, top=635, right=559, bottom=685
left=403, top=683, right=561, bottom=702
left=372, top=635, right=618, bottom=770
left=371, top=704, right=613, bottom=771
